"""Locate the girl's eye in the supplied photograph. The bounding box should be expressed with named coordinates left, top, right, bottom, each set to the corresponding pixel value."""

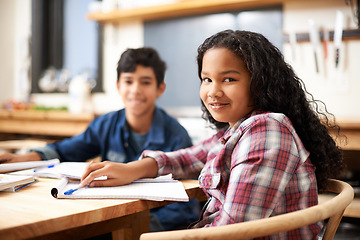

left=224, top=78, right=235, bottom=82
left=202, top=78, right=211, bottom=83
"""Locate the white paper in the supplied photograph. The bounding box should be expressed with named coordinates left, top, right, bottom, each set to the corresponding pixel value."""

left=51, top=174, right=189, bottom=202
left=10, top=161, right=96, bottom=179
left=0, top=159, right=60, bottom=173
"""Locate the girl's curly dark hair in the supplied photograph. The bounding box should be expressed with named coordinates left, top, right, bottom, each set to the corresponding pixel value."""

left=197, top=30, right=343, bottom=190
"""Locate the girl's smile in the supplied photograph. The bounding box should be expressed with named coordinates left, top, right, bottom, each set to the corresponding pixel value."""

left=200, top=47, right=254, bottom=128
left=208, top=101, right=229, bottom=110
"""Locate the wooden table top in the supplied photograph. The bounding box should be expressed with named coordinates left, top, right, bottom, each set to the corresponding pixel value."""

left=0, top=178, right=204, bottom=240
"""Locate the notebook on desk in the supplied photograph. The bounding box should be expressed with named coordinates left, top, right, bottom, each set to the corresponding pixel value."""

left=0, top=159, right=60, bottom=173
left=7, top=160, right=89, bottom=179
left=0, top=174, right=36, bottom=191
left=51, top=175, right=189, bottom=202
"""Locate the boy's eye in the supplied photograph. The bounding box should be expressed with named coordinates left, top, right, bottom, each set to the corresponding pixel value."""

left=142, top=81, right=152, bottom=85
left=124, top=80, right=133, bottom=84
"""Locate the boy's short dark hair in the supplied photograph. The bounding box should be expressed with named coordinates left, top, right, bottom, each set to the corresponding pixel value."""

left=117, top=47, right=166, bottom=87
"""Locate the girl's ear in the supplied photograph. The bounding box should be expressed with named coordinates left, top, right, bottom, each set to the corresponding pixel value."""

left=157, top=82, right=166, bottom=98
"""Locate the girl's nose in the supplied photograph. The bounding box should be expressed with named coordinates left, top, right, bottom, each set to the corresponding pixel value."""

left=207, top=82, right=223, bottom=99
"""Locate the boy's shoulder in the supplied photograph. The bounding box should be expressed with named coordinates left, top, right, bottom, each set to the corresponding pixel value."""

left=155, top=107, right=186, bottom=129
left=91, top=109, right=126, bottom=126
left=154, top=107, right=191, bottom=136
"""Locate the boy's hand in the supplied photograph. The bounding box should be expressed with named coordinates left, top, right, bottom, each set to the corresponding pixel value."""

left=80, top=158, right=158, bottom=188
left=0, top=152, right=42, bottom=163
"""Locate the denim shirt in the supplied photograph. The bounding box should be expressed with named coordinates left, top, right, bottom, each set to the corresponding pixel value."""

left=32, top=107, right=192, bottom=163
left=30, top=107, right=198, bottom=230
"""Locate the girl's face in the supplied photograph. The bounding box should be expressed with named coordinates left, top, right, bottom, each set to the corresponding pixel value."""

left=200, top=47, right=254, bottom=128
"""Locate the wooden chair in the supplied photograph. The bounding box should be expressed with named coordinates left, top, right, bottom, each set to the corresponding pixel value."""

left=140, top=179, right=354, bottom=240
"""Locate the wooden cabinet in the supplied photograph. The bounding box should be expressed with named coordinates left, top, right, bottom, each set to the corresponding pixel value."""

left=0, top=110, right=94, bottom=138
left=328, top=117, right=360, bottom=151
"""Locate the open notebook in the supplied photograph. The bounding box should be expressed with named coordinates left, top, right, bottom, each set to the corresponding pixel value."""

left=51, top=175, right=189, bottom=202
left=3, top=160, right=190, bottom=201
left=8, top=160, right=90, bottom=179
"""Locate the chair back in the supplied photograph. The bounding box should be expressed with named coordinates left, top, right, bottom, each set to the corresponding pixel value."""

left=140, top=179, right=354, bottom=240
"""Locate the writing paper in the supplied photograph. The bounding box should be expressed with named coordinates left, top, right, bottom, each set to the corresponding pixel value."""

left=0, top=174, right=36, bottom=191
left=0, top=159, right=60, bottom=173
left=51, top=176, right=189, bottom=202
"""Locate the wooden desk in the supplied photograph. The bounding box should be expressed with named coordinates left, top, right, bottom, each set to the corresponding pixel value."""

left=329, top=117, right=360, bottom=151
left=0, top=178, right=205, bottom=240
left=0, top=110, right=94, bottom=138
left=319, top=194, right=360, bottom=219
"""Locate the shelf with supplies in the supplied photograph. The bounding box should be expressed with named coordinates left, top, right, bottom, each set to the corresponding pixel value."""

left=283, top=29, right=360, bottom=43
left=87, top=0, right=313, bottom=23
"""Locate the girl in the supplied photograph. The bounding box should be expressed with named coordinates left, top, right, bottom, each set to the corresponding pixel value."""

left=81, top=30, right=343, bottom=239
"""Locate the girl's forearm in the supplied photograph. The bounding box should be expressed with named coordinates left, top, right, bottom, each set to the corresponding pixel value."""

left=128, top=157, right=158, bottom=180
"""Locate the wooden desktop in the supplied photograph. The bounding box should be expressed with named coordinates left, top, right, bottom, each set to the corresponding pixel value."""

left=0, top=178, right=206, bottom=240
left=0, top=111, right=359, bottom=220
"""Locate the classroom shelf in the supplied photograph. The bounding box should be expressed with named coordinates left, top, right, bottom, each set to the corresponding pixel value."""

left=283, top=29, right=360, bottom=43
left=86, top=0, right=312, bottom=23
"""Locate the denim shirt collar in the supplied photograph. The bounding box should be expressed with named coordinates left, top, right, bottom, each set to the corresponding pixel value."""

left=121, top=107, right=165, bottom=148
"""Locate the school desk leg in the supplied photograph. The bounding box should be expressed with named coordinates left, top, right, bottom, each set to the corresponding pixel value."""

left=112, top=210, right=150, bottom=240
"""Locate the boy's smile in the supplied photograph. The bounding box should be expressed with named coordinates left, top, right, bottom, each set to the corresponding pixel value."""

left=200, top=47, right=254, bottom=127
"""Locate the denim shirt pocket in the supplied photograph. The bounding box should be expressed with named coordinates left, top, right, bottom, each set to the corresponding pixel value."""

left=199, top=172, right=221, bottom=190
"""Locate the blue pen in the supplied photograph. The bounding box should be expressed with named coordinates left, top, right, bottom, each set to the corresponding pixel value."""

left=33, top=164, right=55, bottom=173
left=64, top=188, right=79, bottom=195
left=64, top=182, right=87, bottom=195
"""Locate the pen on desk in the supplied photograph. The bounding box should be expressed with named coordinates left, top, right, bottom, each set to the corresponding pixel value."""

left=308, top=19, right=320, bottom=73
left=63, top=177, right=91, bottom=195
left=334, top=10, right=344, bottom=68
left=33, top=164, right=55, bottom=173
left=64, top=183, right=86, bottom=195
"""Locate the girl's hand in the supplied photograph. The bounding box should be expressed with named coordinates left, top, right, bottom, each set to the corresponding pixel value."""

left=80, top=158, right=158, bottom=188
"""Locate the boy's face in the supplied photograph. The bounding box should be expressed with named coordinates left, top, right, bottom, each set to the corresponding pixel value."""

left=117, top=64, right=165, bottom=118
left=200, top=47, right=253, bottom=128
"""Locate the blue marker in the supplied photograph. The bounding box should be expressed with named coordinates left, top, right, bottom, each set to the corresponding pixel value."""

left=34, top=164, right=55, bottom=172
left=64, top=188, right=79, bottom=195
left=64, top=182, right=87, bottom=195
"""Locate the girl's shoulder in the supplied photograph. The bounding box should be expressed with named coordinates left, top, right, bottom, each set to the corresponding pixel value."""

left=238, top=111, right=295, bottom=133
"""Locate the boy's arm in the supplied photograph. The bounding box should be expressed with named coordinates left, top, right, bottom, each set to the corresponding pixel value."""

left=0, top=151, right=42, bottom=163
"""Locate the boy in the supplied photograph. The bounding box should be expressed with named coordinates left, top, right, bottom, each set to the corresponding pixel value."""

left=0, top=47, right=199, bottom=231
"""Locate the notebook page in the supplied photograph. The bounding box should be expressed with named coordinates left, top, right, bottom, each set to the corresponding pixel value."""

left=56, top=180, right=189, bottom=201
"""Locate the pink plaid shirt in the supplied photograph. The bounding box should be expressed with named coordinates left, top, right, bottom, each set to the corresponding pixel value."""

left=142, top=111, right=321, bottom=239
